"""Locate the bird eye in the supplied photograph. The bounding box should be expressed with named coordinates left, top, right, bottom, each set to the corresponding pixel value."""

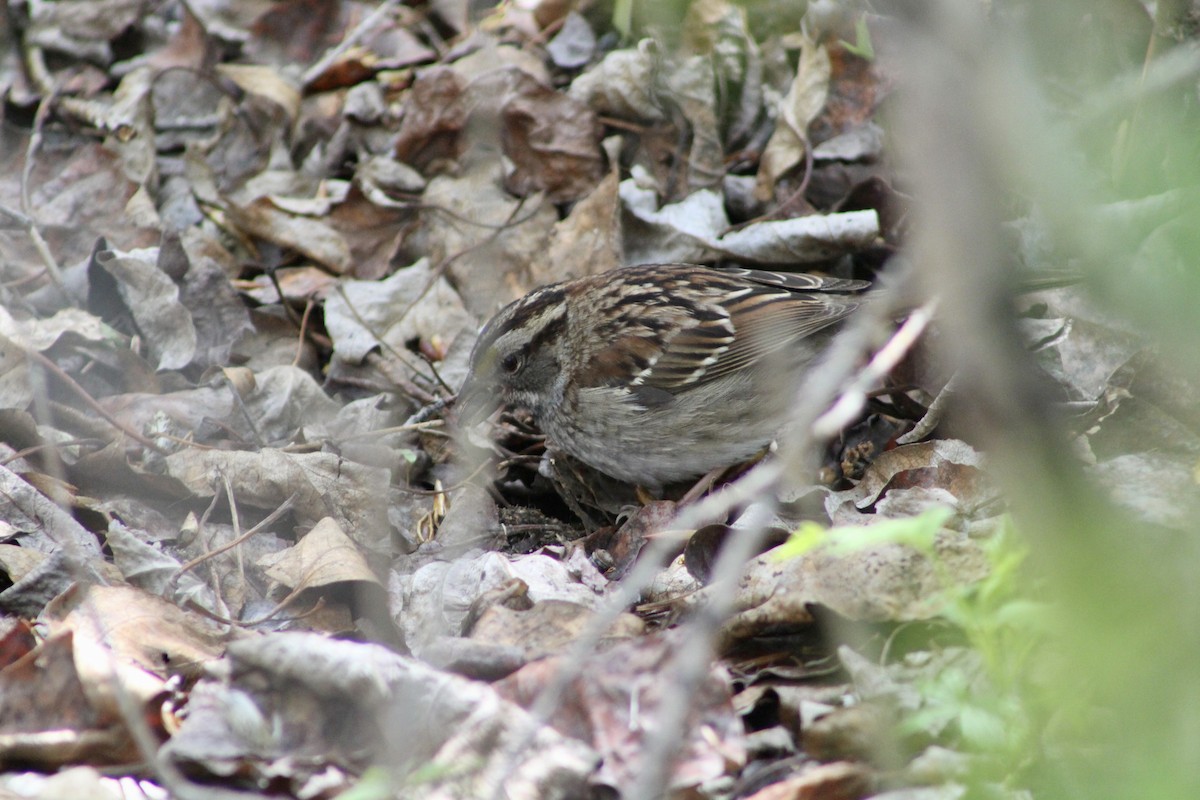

left=500, top=353, right=523, bottom=374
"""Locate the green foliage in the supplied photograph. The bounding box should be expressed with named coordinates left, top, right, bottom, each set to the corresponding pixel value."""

left=779, top=511, right=1054, bottom=787
left=839, top=13, right=875, bottom=60
left=774, top=505, right=953, bottom=561
left=334, top=768, right=391, bottom=800
left=611, top=0, right=634, bottom=39
left=901, top=520, right=1051, bottom=777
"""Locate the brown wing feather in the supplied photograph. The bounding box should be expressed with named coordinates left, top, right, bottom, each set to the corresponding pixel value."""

left=582, top=264, right=868, bottom=395
left=639, top=280, right=864, bottom=392
left=702, top=291, right=862, bottom=381
left=721, top=266, right=871, bottom=294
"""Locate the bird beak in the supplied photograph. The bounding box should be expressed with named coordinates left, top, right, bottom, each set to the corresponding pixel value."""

left=454, top=372, right=498, bottom=427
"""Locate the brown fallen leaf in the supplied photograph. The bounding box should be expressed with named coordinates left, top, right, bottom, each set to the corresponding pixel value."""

left=721, top=527, right=990, bottom=641
left=496, top=630, right=746, bottom=793
left=0, top=631, right=137, bottom=767
left=259, top=516, right=381, bottom=591
left=44, top=583, right=227, bottom=683
left=742, top=760, right=872, bottom=800
left=467, top=597, right=644, bottom=662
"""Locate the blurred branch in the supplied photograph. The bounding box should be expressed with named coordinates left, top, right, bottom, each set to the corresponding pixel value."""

left=889, top=3, right=1200, bottom=796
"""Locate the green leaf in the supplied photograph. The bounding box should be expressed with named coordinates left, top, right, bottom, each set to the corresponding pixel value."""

left=334, top=769, right=391, bottom=800
left=828, top=505, right=953, bottom=553
left=959, top=705, right=1010, bottom=751
left=839, top=14, right=875, bottom=61
left=613, top=0, right=634, bottom=39
left=772, top=520, right=828, bottom=560
left=775, top=506, right=954, bottom=562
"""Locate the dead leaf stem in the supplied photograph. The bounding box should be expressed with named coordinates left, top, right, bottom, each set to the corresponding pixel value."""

left=301, top=0, right=405, bottom=88
left=898, top=372, right=959, bottom=444
left=22, top=345, right=170, bottom=454
left=170, top=492, right=298, bottom=591
left=237, top=591, right=324, bottom=627
left=292, top=296, right=317, bottom=367
left=0, top=438, right=104, bottom=467
left=10, top=90, right=66, bottom=290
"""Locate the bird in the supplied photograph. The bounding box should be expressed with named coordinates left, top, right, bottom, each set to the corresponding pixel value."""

left=455, top=263, right=870, bottom=491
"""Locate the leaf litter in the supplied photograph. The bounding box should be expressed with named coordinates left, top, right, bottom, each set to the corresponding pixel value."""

left=0, top=1, right=1192, bottom=799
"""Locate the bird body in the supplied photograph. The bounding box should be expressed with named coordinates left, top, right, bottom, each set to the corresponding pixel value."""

left=457, top=264, right=869, bottom=488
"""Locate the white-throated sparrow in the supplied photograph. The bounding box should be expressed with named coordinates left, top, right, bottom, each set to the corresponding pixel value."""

left=456, top=264, right=870, bottom=490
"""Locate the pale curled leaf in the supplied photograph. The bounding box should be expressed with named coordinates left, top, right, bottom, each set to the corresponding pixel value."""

left=225, top=198, right=352, bottom=274
left=45, top=583, right=227, bottom=672
left=241, top=364, right=342, bottom=442
left=756, top=33, right=832, bottom=200
left=0, top=464, right=103, bottom=556
left=103, top=67, right=157, bottom=185
left=620, top=184, right=727, bottom=264
left=0, top=544, right=48, bottom=584
left=713, top=208, right=880, bottom=262
left=468, top=600, right=644, bottom=662
left=216, top=63, right=301, bottom=122
left=526, top=169, right=623, bottom=287
left=0, top=305, right=113, bottom=352
left=621, top=181, right=880, bottom=265
left=661, top=54, right=725, bottom=192
left=546, top=12, right=596, bottom=69
left=173, top=231, right=255, bottom=370
left=0, top=331, right=33, bottom=410
left=392, top=550, right=608, bottom=656
left=93, top=246, right=198, bottom=370
left=105, top=522, right=222, bottom=615
left=567, top=39, right=667, bottom=121
left=43, top=582, right=224, bottom=713
left=259, top=517, right=379, bottom=590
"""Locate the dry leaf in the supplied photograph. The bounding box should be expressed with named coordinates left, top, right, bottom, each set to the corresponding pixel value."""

left=724, top=528, right=990, bottom=637
left=259, top=517, right=380, bottom=590
left=165, top=449, right=391, bottom=549
left=756, top=34, right=832, bottom=201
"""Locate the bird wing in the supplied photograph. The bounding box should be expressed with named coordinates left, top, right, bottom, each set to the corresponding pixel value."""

left=636, top=286, right=863, bottom=392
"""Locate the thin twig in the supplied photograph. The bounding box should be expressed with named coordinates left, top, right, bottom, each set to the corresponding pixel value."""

left=404, top=398, right=449, bottom=426
left=238, top=588, right=325, bottom=627
left=0, top=438, right=104, bottom=466
left=301, top=0, right=405, bottom=88
left=21, top=345, right=169, bottom=454
left=812, top=300, right=937, bottom=440
left=222, top=471, right=245, bottom=605
left=897, top=373, right=958, bottom=444
left=292, top=296, right=316, bottom=367
left=169, top=494, right=298, bottom=590
left=336, top=420, right=445, bottom=440
left=12, top=82, right=66, bottom=290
